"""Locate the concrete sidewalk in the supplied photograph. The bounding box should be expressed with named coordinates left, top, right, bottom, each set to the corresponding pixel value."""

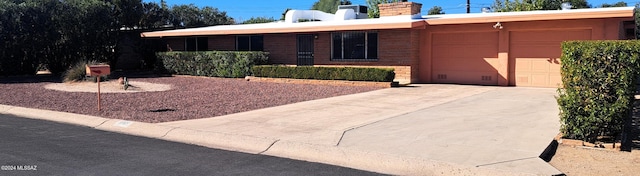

left=0, top=84, right=563, bottom=175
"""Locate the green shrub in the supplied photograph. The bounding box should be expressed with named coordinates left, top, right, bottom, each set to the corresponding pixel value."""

left=557, top=40, right=640, bottom=143
left=63, top=60, right=107, bottom=82
left=252, top=65, right=395, bottom=82
left=155, top=51, right=269, bottom=78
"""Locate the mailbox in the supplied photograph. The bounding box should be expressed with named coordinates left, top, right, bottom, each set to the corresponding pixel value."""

left=86, top=64, right=111, bottom=111
left=86, top=64, right=111, bottom=76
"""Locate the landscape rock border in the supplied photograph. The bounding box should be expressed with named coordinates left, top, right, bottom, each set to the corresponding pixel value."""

left=44, top=80, right=172, bottom=93
left=244, top=76, right=396, bottom=88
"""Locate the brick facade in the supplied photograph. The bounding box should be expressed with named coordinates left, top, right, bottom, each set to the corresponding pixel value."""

left=378, top=2, right=423, bottom=17
left=208, top=35, right=235, bottom=51
left=165, top=38, right=184, bottom=51
left=264, top=34, right=297, bottom=64
left=163, top=30, right=421, bottom=84
left=313, top=29, right=419, bottom=84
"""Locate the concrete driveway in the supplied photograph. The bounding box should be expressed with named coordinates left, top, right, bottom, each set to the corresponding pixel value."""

left=338, top=86, right=561, bottom=174
left=158, top=84, right=562, bottom=175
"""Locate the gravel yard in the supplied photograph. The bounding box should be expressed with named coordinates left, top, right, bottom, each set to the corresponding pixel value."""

left=0, top=76, right=381, bottom=123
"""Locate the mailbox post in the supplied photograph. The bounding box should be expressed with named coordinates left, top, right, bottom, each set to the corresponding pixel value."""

left=86, top=64, right=111, bottom=111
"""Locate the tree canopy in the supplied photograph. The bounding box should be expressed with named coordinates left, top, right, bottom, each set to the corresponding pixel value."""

left=311, top=0, right=351, bottom=13
left=0, top=0, right=234, bottom=76
left=170, top=4, right=234, bottom=28
left=600, top=1, right=627, bottom=7
left=492, top=0, right=591, bottom=12
left=366, top=0, right=404, bottom=18
left=242, top=17, right=277, bottom=24
left=428, top=6, right=445, bottom=15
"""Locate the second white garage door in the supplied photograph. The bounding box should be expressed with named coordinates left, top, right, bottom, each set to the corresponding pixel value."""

left=509, top=29, right=592, bottom=87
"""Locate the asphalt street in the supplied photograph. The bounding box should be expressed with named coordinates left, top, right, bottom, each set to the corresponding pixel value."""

left=0, top=114, right=384, bottom=176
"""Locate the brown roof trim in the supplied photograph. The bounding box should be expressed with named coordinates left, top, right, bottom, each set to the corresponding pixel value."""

left=425, top=7, right=634, bottom=25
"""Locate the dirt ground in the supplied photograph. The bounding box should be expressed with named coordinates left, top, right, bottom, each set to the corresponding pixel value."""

left=549, top=145, right=640, bottom=176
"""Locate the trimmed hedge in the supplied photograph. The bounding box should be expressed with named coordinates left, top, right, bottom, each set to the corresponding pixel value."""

left=156, top=51, right=269, bottom=78
left=557, top=40, right=640, bottom=143
left=252, top=65, right=395, bottom=82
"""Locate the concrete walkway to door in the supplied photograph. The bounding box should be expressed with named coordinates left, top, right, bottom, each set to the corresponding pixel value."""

left=157, top=84, right=563, bottom=175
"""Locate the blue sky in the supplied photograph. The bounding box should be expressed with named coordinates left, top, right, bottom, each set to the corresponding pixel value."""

left=144, top=0, right=635, bottom=22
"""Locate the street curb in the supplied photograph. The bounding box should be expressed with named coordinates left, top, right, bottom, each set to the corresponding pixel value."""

left=161, top=128, right=278, bottom=154
left=95, top=119, right=175, bottom=139
left=0, top=104, right=109, bottom=128
left=0, top=104, right=276, bottom=154
left=263, top=140, right=535, bottom=176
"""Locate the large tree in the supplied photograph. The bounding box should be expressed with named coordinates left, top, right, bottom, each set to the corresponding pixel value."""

left=242, top=17, right=277, bottom=24
left=311, top=0, right=351, bottom=13
left=492, top=0, right=590, bottom=12
left=428, top=6, right=445, bottom=15
left=366, top=0, right=403, bottom=18
left=111, top=0, right=144, bottom=28
left=600, top=1, right=627, bottom=7
left=0, top=0, right=235, bottom=76
left=280, top=8, right=292, bottom=21
left=0, top=0, right=117, bottom=75
left=170, top=4, right=234, bottom=28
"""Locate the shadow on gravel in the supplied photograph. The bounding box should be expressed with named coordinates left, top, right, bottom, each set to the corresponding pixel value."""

left=0, top=75, right=62, bottom=84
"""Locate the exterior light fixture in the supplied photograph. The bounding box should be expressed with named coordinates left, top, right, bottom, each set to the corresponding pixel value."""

left=493, top=22, right=503, bottom=29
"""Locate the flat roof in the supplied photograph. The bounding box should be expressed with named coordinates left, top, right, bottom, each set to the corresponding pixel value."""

left=424, top=6, right=634, bottom=25
left=141, top=17, right=426, bottom=37
left=141, top=7, right=634, bottom=38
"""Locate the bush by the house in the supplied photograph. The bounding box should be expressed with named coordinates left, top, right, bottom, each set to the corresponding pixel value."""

left=156, top=51, right=269, bottom=78
left=252, top=65, right=395, bottom=82
left=557, top=40, right=640, bottom=143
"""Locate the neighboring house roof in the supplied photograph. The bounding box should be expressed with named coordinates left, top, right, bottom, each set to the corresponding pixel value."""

left=141, top=6, right=634, bottom=38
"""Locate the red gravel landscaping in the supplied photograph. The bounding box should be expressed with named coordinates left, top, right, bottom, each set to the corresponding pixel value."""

left=0, top=76, right=382, bottom=123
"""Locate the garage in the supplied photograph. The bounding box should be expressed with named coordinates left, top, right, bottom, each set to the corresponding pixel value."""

left=509, top=29, right=592, bottom=87
left=431, top=32, right=500, bottom=85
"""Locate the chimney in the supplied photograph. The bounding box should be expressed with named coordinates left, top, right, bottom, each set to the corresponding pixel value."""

left=378, top=1, right=422, bottom=17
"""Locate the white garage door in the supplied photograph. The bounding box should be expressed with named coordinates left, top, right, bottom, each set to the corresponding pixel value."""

left=430, top=32, right=500, bottom=85
left=509, top=29, right=591, bottom=87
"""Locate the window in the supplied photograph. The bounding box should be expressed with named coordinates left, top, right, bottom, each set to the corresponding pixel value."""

left=185, top=37, right=208, bottom=51
left=236, top=35, right=263, bottom=51
left=331, top=31, right=378, bottom=60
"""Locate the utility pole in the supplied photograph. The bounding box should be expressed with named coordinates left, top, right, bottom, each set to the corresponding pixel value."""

left=466, top=0, right=470, bottom=13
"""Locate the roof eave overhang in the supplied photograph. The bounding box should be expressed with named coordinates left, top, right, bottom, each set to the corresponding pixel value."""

left=141, top=21, right=427, bottom=38
left=425, top=8, right=635, bottom=25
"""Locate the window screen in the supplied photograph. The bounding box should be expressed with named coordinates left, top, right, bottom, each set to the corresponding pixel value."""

left=331, top=31, right=378, bottom=60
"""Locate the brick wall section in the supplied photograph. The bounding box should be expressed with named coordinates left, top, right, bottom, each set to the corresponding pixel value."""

left=378, top=2, right=423, bottom=17
left=208, top=35, right=235, bottom=51
left=409, top=29, right=421, bottom=83
left=264, top=33, right=297, bottom=64
left=165, top=38, right=185, bottom=51
left=314, top=32, right=332, bottom=64
left=314, top=29, right=419, bottom=84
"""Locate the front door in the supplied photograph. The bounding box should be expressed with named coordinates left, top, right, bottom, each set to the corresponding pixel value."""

left=297, top=34, right=314, bottom=66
